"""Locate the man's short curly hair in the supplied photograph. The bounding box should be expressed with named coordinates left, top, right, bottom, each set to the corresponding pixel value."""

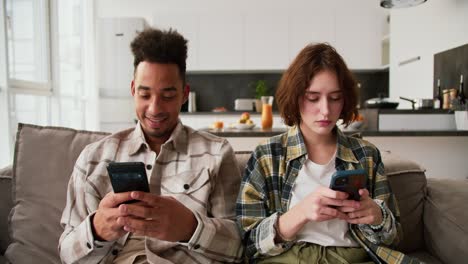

left=131, top=27, right=188, bottom=85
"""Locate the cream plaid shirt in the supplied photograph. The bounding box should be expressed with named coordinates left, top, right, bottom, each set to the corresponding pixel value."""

left=59, top=122, right=243, bottom=263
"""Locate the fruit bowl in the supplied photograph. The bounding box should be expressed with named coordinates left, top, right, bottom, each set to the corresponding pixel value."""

left=235, top=123, right=255, bottom=130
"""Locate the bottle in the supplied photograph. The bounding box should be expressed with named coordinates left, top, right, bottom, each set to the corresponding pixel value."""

left=260, top=96, right=273, bottom=129
left=188, top=91, right=197, bottom=112
left=458, top=74, right=466, bottom=106
left=434, top=79, right=442, bottom=109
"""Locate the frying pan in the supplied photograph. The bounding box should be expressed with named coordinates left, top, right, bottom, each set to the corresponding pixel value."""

left=364, top=97, right=399, bottom=109
left=399, top=97, right=434, bottom=110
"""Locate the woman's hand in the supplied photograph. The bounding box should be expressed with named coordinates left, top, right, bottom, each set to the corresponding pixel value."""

left=277, top=186, right=360, bottom=241
left=338, top=189, right=383, bottom=225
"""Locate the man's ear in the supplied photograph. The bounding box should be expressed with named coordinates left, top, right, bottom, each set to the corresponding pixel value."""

left=131, top=80, right=135, bottom=96
left=183, top=84, right=190, bottom=103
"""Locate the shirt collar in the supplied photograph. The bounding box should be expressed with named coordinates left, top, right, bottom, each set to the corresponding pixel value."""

left=163, top=121, right=188, bottom=154
left=336, top=128, right=359, bottom=164
left=285, top=126, right=359, bottom=164
left=285, top=126, right=308, bottom=162
left=128, top=122, right=150, bottom=156
left=128, top=120, right=188, bottom=156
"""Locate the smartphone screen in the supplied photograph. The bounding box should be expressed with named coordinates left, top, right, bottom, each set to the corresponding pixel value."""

left=107, top=162, right=150, bottom=202
left=329, top=169, right=367, bottom=201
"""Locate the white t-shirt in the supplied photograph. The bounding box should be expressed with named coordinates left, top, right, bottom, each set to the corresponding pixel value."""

left=289, top=153, right=358, bottom=247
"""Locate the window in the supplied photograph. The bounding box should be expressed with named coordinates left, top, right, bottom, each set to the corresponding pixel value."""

left=1, top=0, right=96, bottom=167
left=6, top=0, right=51, bottom=91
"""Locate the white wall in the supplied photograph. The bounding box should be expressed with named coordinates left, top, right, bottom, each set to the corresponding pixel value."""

left=389, top=0, right=468, bottom=108
left=367, top=136, right=468, bottom=180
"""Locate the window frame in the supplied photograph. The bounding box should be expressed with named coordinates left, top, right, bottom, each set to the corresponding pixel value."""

left=6, top=0, right=53, bottom=95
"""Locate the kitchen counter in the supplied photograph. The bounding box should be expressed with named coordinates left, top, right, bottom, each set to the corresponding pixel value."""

left=203, top=128, right=468, bottom=137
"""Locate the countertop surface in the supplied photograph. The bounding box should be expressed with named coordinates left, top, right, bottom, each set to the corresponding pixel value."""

left=202, top=128, right=468, bottom=137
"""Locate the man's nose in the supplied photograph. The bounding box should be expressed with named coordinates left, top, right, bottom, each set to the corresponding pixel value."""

left=148, top=96, right=162, bottom=113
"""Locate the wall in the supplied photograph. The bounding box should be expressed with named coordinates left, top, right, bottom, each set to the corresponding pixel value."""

left=389, top=0, right=468, bottom=109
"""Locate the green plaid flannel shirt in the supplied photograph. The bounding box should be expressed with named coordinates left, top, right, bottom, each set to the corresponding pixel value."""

left=236, top=126, right=420, bottom=264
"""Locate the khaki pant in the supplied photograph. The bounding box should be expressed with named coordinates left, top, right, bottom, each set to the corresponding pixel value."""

left=257, top=242, right=373, bottom=264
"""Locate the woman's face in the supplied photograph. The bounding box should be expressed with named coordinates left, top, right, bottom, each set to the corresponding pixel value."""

left=299, top=70, right=344, bottom=136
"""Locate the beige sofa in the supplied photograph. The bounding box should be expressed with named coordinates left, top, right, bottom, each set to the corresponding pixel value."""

left=0, top=123, right=467, bottom=264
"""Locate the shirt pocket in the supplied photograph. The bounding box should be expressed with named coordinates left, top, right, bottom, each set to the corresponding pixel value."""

left=161, top=168, right=211, bottom=212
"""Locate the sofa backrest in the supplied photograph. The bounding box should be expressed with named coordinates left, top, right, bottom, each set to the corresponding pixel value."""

left=3, top=124, right=427, bottom=263
left=5, top=124, right=109, bottom=264
left=0, top=166, right=12, bottom=255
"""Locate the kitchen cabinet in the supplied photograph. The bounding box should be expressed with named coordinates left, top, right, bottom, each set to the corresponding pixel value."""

left=153, top=13, right=200, bottom=70
left=289, top=6, right=335, bottom=61
left=198, top=14, right=244, bottom=70
left=97, top=18, right=146, bottom=97
left=148, top=1, right=386, bottom=71
left=243, top=14, right=289, bottom=70
left=334, top=0, right=385, bottom=69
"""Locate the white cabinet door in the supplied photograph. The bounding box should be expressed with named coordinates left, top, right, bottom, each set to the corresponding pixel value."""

left=198, top=14, right=243, bottom=70
left=244, top=14, right=289, bottom=70
left=334, top=0, right=385, bottom=69
left=97, top=18, right=145, bottom=97
left=289, top=4, right=335, bottom=62
left=153, top=14, right=200, bottom=71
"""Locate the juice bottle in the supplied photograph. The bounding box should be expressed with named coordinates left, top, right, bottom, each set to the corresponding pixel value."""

left=261, top=96, right=273, bottom=129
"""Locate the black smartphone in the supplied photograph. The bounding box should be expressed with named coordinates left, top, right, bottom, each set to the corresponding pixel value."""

left=107, top=162, right=150, bottom=203
left=329, top=169, right=367, bottom=201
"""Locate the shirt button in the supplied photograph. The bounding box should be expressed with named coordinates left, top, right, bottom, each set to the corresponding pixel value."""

left=183, top=184, right=190, bottom=190
left=112, top=249, right=119, bottom=255
left=194, top=244, right=200, bottom=250
left=146, top=164, right=152, bottom=170
left=86, top=242, right=91, bottom=249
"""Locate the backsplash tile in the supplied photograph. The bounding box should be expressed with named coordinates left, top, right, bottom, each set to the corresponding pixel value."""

left=185, top=70, right=389, bottom=112
left=434, top=43, right=468, bottom=97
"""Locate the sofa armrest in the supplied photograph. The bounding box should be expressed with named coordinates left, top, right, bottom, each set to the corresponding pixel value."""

left=0, top=165, right=13, bottom=255
left=424, top=178, right=468, bottom=263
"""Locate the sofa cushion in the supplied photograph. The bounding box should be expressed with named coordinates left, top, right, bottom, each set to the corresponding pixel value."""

left=234, top=151, right=252, bottom=175
left=5, top=124, right=109, bottom=264
left=0, top=166, right=12, bottom=255
left=424, top=179, right=468, bottom=263
left=382, top=150, right=427, bottom=253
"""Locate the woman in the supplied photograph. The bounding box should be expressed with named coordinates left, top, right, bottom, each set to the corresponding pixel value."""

left=236, top=43, right=419, bottom=264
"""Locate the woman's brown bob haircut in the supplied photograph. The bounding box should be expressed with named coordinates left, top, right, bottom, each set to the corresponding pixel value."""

left=276, top=43, right=358, bottom=127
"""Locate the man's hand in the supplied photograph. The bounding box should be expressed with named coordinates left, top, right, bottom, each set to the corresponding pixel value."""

left=92, top=192, right=134, bottom=241
left=116, top=191, right=198, bottom=242
left=338, top=189, right=383, bottom=225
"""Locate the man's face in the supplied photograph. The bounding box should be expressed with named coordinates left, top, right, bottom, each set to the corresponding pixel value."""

left=131, top=61, right=188, bottom=144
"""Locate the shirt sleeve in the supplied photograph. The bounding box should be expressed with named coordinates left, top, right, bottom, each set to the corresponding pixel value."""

left=236, top=149, right=294, bottom=259
left=182, top=140, right=244, bottom=263
left=358, top=199, right=398, bottom=245
left=361, top=148, right=402, bottom=246
left=58, top=149, right=116, bottom=264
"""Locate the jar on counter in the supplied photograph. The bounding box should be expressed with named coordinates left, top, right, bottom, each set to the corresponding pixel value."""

left=449, top=88, right=458, bottom=109
left=442, top=89, right=450, bottom=109
left=443, top=88, right=458, bottom=109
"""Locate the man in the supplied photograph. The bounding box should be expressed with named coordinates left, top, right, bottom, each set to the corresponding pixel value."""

left=59, top=28, right=243, bottom=263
